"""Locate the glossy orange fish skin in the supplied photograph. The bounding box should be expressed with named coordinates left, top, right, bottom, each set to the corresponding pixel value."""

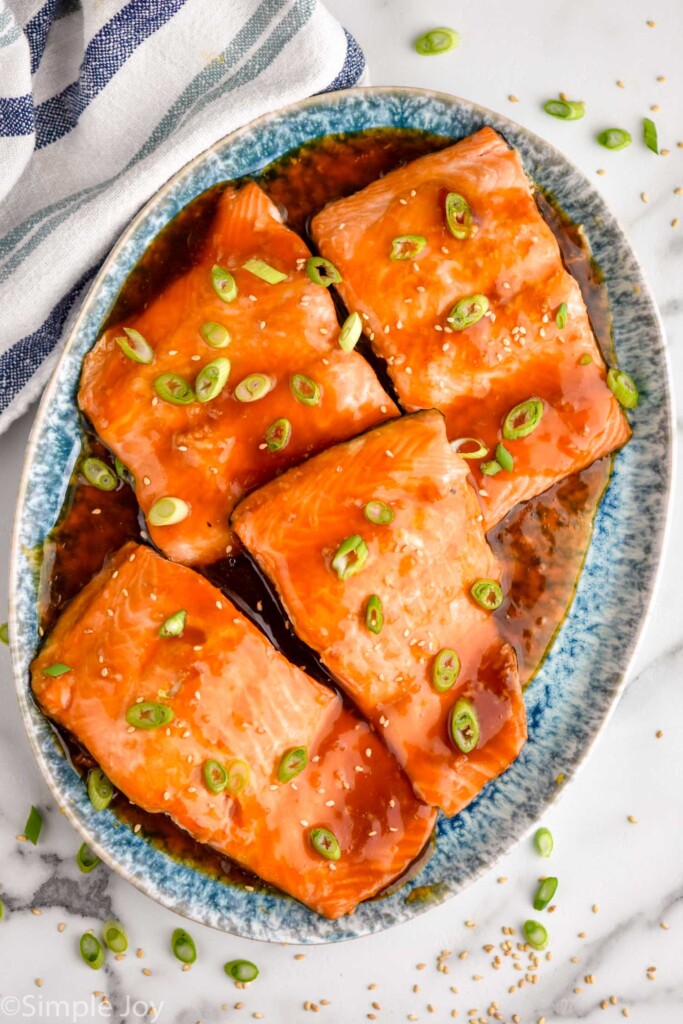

left=233, top=411, right=527, bottom=816
left=79, top=182, right=397, bottom=565
left=311, top=127, right=631, bottom=528
left=31, top=543, right=435, bottom=919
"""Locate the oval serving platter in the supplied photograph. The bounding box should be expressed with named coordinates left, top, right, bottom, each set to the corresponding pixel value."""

left=10, top=87, right=674, bottom=944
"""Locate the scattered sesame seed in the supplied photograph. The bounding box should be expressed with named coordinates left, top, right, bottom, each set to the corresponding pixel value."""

left=508, top=94, right=519, bottom=103
left=628, top=815, right=638, bottom=824
left=640, top=193, right=648, bottom=203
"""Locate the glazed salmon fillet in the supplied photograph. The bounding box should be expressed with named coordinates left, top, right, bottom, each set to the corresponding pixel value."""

left=79, top=182, right=396, bottom=565
left=311, top=127, right=631, bottom=529
left=233, top=412, right=527, bottom=816
left=31, top=543, right=435, bottom=919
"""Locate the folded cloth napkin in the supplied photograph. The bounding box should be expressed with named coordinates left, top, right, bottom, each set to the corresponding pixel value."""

left=0, top=0, right=365, bottom=433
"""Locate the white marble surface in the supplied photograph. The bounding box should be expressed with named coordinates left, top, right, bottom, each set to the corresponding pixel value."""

left=1, top=1, right=682, bottom=1020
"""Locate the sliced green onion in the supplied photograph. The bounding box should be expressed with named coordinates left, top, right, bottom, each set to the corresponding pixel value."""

left=390, top=234, right=427, bottom=260
left=364, top=500, right=394, bottom=525
left=415, top=27, right=460, bottom=55
left=643, top=117, right=659, bottom=154
left=0, top=899, right=4, bottom=920
left=432, top=648, right=460, bottom=693
left=0, top=622, right=8, bottom=645
left=201, top=321, right=231, bottom=348
left=76, top=843, right=101, bottom=873
left=579, top=353, right=592, bottom=366
left=234, top=373, right=275, bottom=403
left=365, top=594, right=384, bottom=635
left=338, top=311, right=362, bottom=352
left=544, top=99, right=585, bottom=120
left=211, top=264, right=238, bottom=302
left=331, top=535, right=368, bottom=580
left=114, top=456, right=133, bottom=485
left=450, top=437, right=488, bottom=460
left=42, top=663, right=71, bottom=677
left=149, top=496, right=190, bottom=527
left=523, top=919, right=549, bottom=951
left=102, top=919, right=128, bottom=953
left=495, top=443, right=514, bottom=472
left=226, top=759, right=250, bottom=795
left=87, top=768, right=114, bottom=811
left=597, top=128, right=632, bottom=151
left=276, top=747, right=308, bottom=783
left=291, top=373, right=321, bottom=406
left=309, top=826, right=341, bottom=861
left=481, top=460, right=502, bottom=476
left=242, top=258, right=287, bottom=285
left=447, top=294, right=489, bottom=330
left=607, top=368, right=639, bottom=409
left=445, top=192, right=472, bottom=240
left=159, top=609, right=187, bottom=638
left=116, top=327, right=154, bottom=365
left=306, top=256, right=342, bottom=287
left=125, top=702, right=174, bottom=730
left=471, top=579, right=503, bottom=610
left=533, top=876, right=558, bottom=911
left=265, top=418, right=291, bottom=452
left=555, top=302, right=568, bottom=329
left=202, top=759, right=228, bottom=794
left=171, top=927, right=197, bottom=964
left=195, top=357, right=230, bottom=403
left=154, top=372, right=195, bottom=406
left=24, top=805, right=43, bottom=845
left=224, top=960, right=259, bottom=983
left=502, top=398, right=544, bottom=440
left=80, top=933, right=104, bottom=970
left=82, top=457, right=117, bottom=491
left=450, top=698, right=480, bottom=753
left=534, top=827, right=554, bottom=857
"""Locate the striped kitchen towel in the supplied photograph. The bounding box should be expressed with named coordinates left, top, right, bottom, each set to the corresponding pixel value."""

left=0, top=0, right=365, bottom=432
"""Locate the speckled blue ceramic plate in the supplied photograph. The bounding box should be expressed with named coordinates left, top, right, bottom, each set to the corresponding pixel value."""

left=10, top=87, right=674, bottom=943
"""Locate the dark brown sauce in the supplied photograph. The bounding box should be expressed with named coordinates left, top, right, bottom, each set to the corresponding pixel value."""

left=40, top=127, right=614, bottom=896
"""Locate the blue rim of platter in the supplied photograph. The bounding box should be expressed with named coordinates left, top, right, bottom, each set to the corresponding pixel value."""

left=10, top=87, right=675, bottom=944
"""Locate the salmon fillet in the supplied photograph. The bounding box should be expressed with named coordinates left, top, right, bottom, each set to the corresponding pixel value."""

left=232, top=412, right=527, bottom=816
left=31, top=542, right=435, bottom=919
left=311, top=127, right=631, bottom=529
left=79, top=182, right=396, bottom=565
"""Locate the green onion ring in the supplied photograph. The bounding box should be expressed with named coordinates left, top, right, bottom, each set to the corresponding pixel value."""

left=597, top=127, right=632, bottom=151
left=432, top=648, right=461, bottom=693
left=154, top=373, right=195, bottom=406
left=224, top=960, right=259, bottom=983
left=470, top=579, right=503, bottom=610
left=502, top=397, right=544, bottom=440
left=76, top=843, right=101, bottom=874
left=211, top=264, right=238, bottom=302
left=102, top=919, right=128, bottom=953
left=607, top=367, right=639, bottom=409
left=115, top=327, right=154, bottom=365
left=414, top=27, right=460, bottom=55
left=195, top=357, right=230, bottom=403
left=450, top=437, right=489, bottom=460
left=265, top=418, right=291, bottom=452
left=331, top=535, right=368, bottom=580
left=449, top=697, right=480, bottom=753
left=447, top=294, right=489, bottom=330
left=309, top=826, right=341, bottom=861
left=445, top=192, right=472, bottom=239
left=79, top=933, right=105, bottom=970
left=148, top=496, right=190, bottom=526
left=276, top=747, right=308, bottom=783
left=234, top=373, right=275, bottom=403
left=363, top=500, right=394, bottom=525
left=543, top=99, right=585, bottom=120
left=82, top=457, right=117, bottom=492
left=291, top=373, right=321, bottom=406
left=364, top=594, right=384, bottom=635
left=125, top=701, right=174, bottom=730
left=495, top=443, right=514, bottom=472
left=226, top=759, right=250, bottom=794
left=159, top=609, right=187, bottom=638
left=201, top=321, right=231, bottom=348
left=555, top=302, right=568, bottom=329
left=306, top=256, right=342, bottom=287
left=523, top=919, right=549, bottom=951
left=87, top=768, right=114, bottom=811
left=172, top=927, right=197, bottom=964
left=390, top=234, right=427, bottom=260
left=533, top=876, right=558, bottom=911
left=338, top=311, right=363, bottom=352
left=202, top=759, right=228, bottom=794
left=534, top=827, right=554, bottom=857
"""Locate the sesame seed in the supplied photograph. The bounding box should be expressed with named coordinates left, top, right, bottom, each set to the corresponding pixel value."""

left=640, top=192, right=648, bottom=203
left=508, top=94, right=519, bottom=103
left=628, top=815, right=638, bottom=823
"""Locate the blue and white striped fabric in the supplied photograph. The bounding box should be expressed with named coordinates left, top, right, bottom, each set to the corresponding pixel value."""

left=0, top=0, right=365, bottom=432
